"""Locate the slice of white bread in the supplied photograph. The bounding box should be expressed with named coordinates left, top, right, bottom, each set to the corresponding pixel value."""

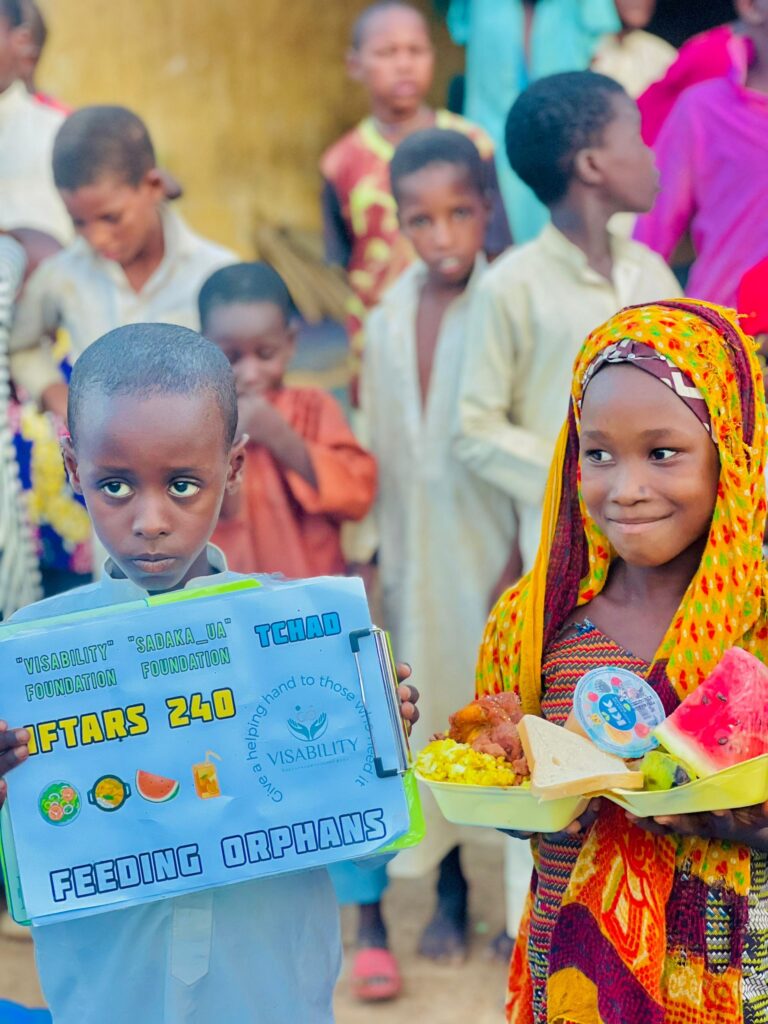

left=519, top=715, right=644, bottom=800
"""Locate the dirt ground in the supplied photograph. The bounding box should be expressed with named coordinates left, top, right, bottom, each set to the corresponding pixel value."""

left=0, top=841, right=509, bottom=1022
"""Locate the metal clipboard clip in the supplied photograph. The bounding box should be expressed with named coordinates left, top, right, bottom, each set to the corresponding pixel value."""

left=349, top=626, right=411, bottom=779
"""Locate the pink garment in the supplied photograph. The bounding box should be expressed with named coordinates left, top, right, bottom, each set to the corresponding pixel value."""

left=634, top=71, right=768, bottom=308
left=637, top=24, right=750, bottom=144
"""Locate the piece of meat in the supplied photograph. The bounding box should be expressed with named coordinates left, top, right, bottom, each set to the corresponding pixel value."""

left=448, top=692, right=528, bottom=773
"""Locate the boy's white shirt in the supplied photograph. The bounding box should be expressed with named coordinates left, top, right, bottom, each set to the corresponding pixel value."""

left=357, top=255, right=517, bottom=876
left=8, top=206, right=236, bottom=400
left=9, top=547, right=341, bottom=1024
left=0, top=82, right=72, bottom=244
left=454, top=223, right=680, bottom=572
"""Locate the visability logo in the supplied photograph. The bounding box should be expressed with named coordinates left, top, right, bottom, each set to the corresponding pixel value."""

left=287, top=706, right=329, bottom=743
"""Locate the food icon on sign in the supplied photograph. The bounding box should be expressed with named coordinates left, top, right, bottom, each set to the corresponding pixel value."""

left=39, top=782, right=80, bottom=826
left=88, top=774, right=132, bottom=812
left=193, top=751, right=222, bottom=799
left=135, top=770, right=179, bottom=803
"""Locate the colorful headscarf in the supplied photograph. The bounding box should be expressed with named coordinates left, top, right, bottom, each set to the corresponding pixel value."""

left=476, top=300, right=768, bottom=1024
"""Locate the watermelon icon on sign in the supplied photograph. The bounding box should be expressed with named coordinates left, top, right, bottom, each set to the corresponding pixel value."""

left=135, top=770, right=179, bottom=803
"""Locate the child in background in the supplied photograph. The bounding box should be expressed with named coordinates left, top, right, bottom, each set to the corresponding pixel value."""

left=0, top=323, right=419, bottom=1024
left=0, top=0, right=69, bottom=243
left=591, top=0, right=676, bottom=97
left=446, top=0, right=620, bottom=243
left=456, top=71, right=678, bottom=576
left=16, top=0, right=68, bottom=112
left=638, top=15, right=750, bottom=144
left=320, top=1, right=510, bottom=393
left=199, top=262, right=376, bottom=577
left=477, top=300, right=768, bottom=1024
left=336, top=129, right=517, bottom=998
left=9, top=105, right=235, bottom=423
left=634, top=0, right=768, bottom=306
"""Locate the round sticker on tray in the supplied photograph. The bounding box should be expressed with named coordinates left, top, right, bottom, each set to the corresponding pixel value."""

left=573, top=667, right=666, bottom=758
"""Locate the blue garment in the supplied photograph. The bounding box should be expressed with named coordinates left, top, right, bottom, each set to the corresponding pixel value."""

left=329, top=859, right=389, bottom=906
left=10, top=548, right=343, bottom=1024
left=0, top=1003, right=51, bottom=1024
left=447, top=0, right=621, bottom=242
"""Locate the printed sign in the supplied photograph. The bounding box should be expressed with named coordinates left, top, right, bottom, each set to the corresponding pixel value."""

left=0, top=577, right=419, bottom=925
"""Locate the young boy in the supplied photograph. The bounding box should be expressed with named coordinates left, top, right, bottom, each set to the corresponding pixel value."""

left=0, top=322, right=418, bottom=1023
left=9, top=105, right=235, bottom=422
left=634, top=0, right=768, bottom=307
left=0, top=0, right=70, bottom=243
left=320, top=1, right=510, bottom=388
left=456, top=71, right=678, bottom=576
left=338, top=128, right=517, bottom=991
left=199, top=262, right=377, bottom=577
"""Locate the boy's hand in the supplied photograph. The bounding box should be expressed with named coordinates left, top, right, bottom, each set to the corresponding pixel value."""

left=0, top=722, right=30, bottom=809
left=237, top=394, right=285, bottom=447
left=396, top=662, right=419, bottom=733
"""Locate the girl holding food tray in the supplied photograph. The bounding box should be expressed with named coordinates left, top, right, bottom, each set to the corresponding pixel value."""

left=476, top=300, right=768, bottom=1024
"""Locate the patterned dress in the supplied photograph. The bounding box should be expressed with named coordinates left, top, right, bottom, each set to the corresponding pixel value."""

left=529, top=620, right=768, bottom=1024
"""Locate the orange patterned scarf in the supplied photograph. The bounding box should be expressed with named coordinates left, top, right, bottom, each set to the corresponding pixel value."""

left=476, top=301, right=768, bottom=1024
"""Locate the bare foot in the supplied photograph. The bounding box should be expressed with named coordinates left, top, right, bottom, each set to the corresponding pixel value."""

left=417, top=846, right=469, bottom=963
left=486, top=927, right=515, bottom=962
left=418, top=906, right=468, bottom=963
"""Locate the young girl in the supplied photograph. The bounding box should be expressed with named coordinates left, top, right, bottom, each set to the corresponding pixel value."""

left=477, top=299, right=768, bottom=1023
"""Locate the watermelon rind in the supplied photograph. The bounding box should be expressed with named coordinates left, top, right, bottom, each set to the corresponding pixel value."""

left=651, top=724, right=717, bottom=779
left=135, top=770, right=179, bottom=803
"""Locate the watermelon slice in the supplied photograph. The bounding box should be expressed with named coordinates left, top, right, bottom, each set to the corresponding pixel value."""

left=653, top=648, right=768, bottom=777
left=136, top=770, right=179, bottom=803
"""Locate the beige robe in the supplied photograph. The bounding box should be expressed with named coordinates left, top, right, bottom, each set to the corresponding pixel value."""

left=358, top=258, right=517, bottom=876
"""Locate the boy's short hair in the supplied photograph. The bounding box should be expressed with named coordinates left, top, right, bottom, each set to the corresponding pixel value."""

left=0, top=0, right=23, bottom=26
left=351, top=1, right=426, bottom=49
left=198, top=262, right=294, bottom=332
left=505, top=71, right=627, bottom=206
left=68, top=324, right=238, bottom=450
left=53, top=106, right=156, bottom=191
left=390, top=128, right=486, bottom=202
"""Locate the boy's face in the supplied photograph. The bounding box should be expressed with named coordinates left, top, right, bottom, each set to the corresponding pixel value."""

left=347, top=6, right=434, bottom=116
left=63, top=391, right=244, bottom=593
left=205, top=301, right=296, bottom=398
left=59, top=170, right=165, bottom=267
left=586, top=94, right=659, bottom=214
left=614, top=0, right=656, bottom=30
left=397, top=163, right=489, bottom=286
left=579, top=365, right=720, bottom=570
left=0, top=14, right=26, bottom=92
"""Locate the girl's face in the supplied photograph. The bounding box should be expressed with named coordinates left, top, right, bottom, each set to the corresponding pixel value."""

left=579, top=365, right=720, bottom=569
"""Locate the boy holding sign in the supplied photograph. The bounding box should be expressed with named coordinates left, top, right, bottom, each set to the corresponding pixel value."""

left=0, top=323, right=418, bottom=1024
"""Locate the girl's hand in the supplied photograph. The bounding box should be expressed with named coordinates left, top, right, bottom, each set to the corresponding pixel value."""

left=396, top=663, right=419, bottom=733
left=0, top=722, right=30, bottom=809
left=552, top=798, right=603, bottom=840
left=628, top=803, right=768, bottom=851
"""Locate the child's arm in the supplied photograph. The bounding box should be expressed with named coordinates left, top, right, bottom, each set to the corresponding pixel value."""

left=8, top=259, right=67, bottom=414
left=243, top=391, right=377, bottom=522
left=239, top=394, right=317, bottom=488
left=454, top=275, right=556, bottom=507
left=321, top=179, right=353, bottom=270
left=0, top=722, right=30, bottom=809
left=633, top=89, right=699, bottom=263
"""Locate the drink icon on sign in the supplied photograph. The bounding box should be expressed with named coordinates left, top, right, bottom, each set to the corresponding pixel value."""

left=193, top=751, right=222, bottom=799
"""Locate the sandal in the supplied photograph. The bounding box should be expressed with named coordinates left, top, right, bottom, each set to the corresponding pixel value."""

left=350, top=947, right=402, bottom=1002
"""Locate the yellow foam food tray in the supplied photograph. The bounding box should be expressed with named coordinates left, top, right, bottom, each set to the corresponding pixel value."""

left=415, top=771, right=588, bottom=833
left=607, top=754, right=768, bottom=817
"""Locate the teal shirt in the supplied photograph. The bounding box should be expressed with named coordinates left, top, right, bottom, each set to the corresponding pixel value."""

left=447, top=0, right=621, bottom=242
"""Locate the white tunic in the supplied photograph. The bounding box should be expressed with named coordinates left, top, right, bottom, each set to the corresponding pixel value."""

left=359, top=258, right=517, bottom=875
